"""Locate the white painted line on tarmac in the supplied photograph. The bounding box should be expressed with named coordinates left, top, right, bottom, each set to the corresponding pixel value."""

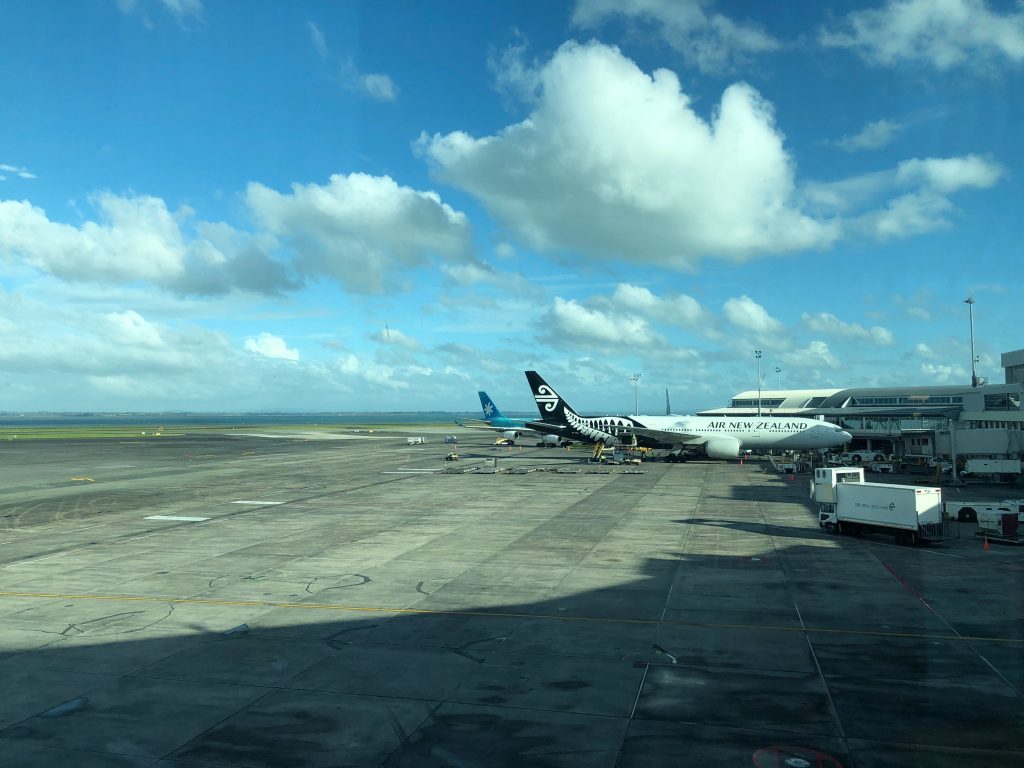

left=59, top=523, right=108, bottom=534
left=144, top=515, right=210, bottom=522
left=382, top=470, right=439, bottom=474
left=11, top=551, right=70, bottom=564
left=230, top=500, right=285, bottom=505
left=865, top=540, right=964, bottom=557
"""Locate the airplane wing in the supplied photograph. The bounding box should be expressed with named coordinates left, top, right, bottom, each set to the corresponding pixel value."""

left=456, top=418, right=497, bottom=429
left=524, top=420, right=571, bottom=436
left=457, top=419, right=539, bottom=434
left=622, top=426, right=706, bottom=448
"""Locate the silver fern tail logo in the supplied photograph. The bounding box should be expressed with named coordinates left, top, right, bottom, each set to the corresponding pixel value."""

left=535, top=385, right=559, bottom=413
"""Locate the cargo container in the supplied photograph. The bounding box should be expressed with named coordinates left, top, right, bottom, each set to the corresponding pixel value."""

left=977, top=506, right=1024, bottom=541
left=961, top=459, right=1022, bottom=476
left=814, top=469, right=951, bottom=544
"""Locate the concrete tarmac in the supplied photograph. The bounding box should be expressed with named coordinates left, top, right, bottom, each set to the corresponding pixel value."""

left=0, top=430, right=1021, bottom=767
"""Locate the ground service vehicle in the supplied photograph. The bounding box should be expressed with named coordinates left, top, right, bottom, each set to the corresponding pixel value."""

left=977, top=503, right=1024, bottom=541
left=945, top=499, right=1024, bottom=523
left=961, top=459, right=1022, bottom=476
left=813, top=467, right=950, bottom=545
left=841, top=450, right=886, bottom=464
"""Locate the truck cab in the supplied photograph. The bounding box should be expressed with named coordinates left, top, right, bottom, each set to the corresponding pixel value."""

left=818, top=503, right=839, bottom=534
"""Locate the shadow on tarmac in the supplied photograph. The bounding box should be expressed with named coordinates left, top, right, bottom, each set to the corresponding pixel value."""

left=1, top=540, right=1022, bottom=768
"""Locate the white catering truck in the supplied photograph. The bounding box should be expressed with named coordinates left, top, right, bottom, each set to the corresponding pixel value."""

left=812, top=467, right=952, bottom=545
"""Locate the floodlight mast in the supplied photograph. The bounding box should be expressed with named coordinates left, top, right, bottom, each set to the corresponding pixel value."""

left=754, top=350, right=762, bottom=417
left=965, top=296, right=978, bottom=388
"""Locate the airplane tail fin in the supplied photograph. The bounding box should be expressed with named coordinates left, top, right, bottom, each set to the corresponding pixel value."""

left=525, top=371, right=579, bottom=423
left=477, top=391, right=504, bottom=421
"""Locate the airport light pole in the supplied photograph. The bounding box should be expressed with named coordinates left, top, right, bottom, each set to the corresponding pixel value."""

left=629, top=373, right=641, bottom=416
left=964, top=296, right=978, bottom=388
left=775, top=367, right=781, bottom=390
left=754, top=350, right=762, bottom=417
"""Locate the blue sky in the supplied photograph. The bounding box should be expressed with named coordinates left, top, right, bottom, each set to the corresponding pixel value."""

left=1, top=0, right=1021, bottom=414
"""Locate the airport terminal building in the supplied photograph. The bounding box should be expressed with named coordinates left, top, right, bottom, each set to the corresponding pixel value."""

left=698, top=348, right=1024, bottom=466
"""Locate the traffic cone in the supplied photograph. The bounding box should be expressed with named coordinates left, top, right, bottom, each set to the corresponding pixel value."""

left=983, top=536, right=990, bottom=551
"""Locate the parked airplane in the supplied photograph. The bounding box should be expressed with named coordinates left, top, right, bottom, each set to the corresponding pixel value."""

left=457, top=391, right=565, bottom=446
left=524, top=371, right=851, bottom=460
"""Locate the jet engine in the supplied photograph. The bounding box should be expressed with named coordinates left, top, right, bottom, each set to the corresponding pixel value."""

left=502, top=430, right=522, bottom=442
left=704, top=436, right=742, bottom=459
left=536, top=434, right=570, bottom=447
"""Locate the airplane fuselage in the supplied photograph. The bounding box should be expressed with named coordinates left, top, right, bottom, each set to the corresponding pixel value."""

left=523, top=371, right=852, bottom=459
left=637, top=416, right=850, bottom=451
left=533, top=412, right=850, bottom=452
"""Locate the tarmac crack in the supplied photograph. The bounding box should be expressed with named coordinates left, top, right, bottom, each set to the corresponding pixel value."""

left=318, top=573, right=371, bottom=591
left=323, top=624, right=379, bottom=650
left=56, top=610, right=146, bottom=637
left=449, top=648, right=484, bottom=663
left=386, top=705, right=411, bottom=749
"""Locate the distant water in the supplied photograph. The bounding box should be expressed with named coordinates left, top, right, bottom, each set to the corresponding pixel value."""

left=0, top=412, right=534, bottom=428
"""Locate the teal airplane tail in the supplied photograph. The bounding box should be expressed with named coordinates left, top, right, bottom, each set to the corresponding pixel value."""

left=478, top=391, right=503, bottom=421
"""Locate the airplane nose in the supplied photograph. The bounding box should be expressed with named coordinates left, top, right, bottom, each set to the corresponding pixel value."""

left=841, top=431, right=852, bottom=442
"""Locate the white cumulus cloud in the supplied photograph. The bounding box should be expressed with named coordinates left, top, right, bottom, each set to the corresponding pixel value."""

left=371, top=327, right=422, bottom=351
left=805, top=153, right=1002, bottom=240
left=359, top=73, right=399, bottom=102
left=105, top=310, right=165, bottom=347
left=0, top=193, right=296, bottom=295
left=836, top=119, right=903, bottom=152
left=420, top=40, right=839, bottom=270
left=572, top=0, right=780, bottom=73
left=895, top=155, right=1003, bottom=194
left=607, top=283, right=719, bottom=337
left=245, top=333, right=299, bottom=361
left=921, top=362, right=961, bottom=382
left=246, top=172, right=472, bottom=294
left=543, top=297, right=663, bottom=348
left=305, top=21, right=398, bottom=102
left=801, top=312, right=894, bottom=345
left=723, top=295, right=783, bottom=336
left=0, top=194, right=188, bottom=284
left=337, top=353, right=408, bottom=389
left=441, top=261, right=499, bottom=286
left=820, top=0, right=1024, bottom=70
left=782, top=340, right=840, bottom=370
